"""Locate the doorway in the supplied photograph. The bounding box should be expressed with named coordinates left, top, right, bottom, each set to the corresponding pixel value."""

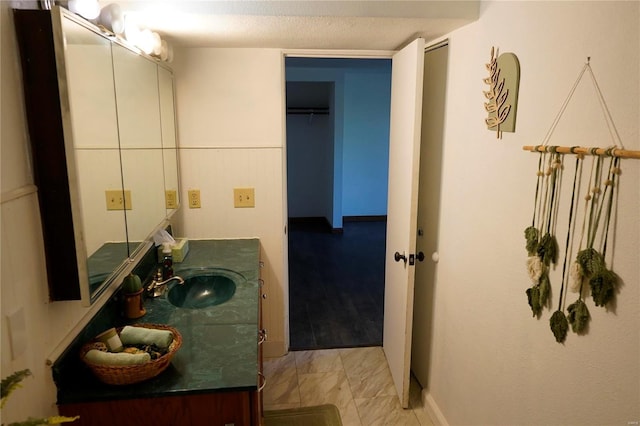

left=282, top=40, right=448, bottom=407
left=285, top=57, right=392, bottom=350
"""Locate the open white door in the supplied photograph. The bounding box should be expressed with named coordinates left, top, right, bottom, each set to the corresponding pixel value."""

left=383, top=37, right=425, bottom=408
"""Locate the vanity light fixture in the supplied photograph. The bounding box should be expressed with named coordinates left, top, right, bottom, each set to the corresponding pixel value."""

left=45, top=0, right=173, bottom=62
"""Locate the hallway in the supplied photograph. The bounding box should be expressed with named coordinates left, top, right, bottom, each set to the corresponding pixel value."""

left=288, top=219, right=387, bottom=350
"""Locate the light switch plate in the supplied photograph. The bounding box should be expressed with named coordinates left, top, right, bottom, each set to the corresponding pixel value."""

left=234, top=188, right=255, bottom=208
left=105, top=189, right=132, bottom=210
left=7, top=307, right=27, bottom=360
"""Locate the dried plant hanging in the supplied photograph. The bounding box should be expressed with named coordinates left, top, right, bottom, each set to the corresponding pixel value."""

left=524, top=152, right=546, bottom=316
left=564, top=153, right=590, bottom=334
left=525, top=151, right=563, bottom=317
left=577, top=154, right=620, bottom=307
left=522, top=58, right=630, bottom=343
left=550, top=152, right=582, bottom=343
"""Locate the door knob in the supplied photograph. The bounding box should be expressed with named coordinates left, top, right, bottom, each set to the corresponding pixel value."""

left=394, top=252, right=407, bottom=263
left=409, top=252, right=425, bottom=265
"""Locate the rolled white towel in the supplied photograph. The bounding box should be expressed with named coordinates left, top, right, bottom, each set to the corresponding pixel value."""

left=119, top=326, right=174, bottom=349
left=85, top=349, right=150, bottom=366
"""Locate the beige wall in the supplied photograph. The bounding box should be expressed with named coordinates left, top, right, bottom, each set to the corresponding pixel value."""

left=421, top=1, right=639, bottom=425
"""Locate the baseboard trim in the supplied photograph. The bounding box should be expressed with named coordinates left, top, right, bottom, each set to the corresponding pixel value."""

left=288, top=216, right=332, bottom=227
left=343, top=215, right=387, bottom=222
left=424, top=390, right=449, bottom=426
left=288, top=216, right=338, bottom=234
left=288, top=216, right=386, bottom=234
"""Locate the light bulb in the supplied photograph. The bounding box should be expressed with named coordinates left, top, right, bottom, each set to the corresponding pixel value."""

left=98, top=3, right=125, bottom=35
left=137, top=29, right=155, bottom=55
left=123, top=17, right=141, bottom=46
left=151, top=32, right=162, bottom=56
left=159, top=39, right=169, bottom=61
left=68, top=0, right=100, bottom=20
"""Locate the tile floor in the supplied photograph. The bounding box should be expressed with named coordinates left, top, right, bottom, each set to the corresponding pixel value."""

left=263, top=347, right=434, bottom=426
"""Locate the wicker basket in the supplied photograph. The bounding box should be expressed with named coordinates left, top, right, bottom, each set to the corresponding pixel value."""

left=80, top=323, right=182, bottom=386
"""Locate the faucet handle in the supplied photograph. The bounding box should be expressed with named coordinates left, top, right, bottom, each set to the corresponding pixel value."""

left=146, top=269, right=163, bottom=293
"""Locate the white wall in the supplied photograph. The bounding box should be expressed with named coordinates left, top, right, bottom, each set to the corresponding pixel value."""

left=171, top=48, right=288, bottom=357
left=421, top=1, right=640, bottom=425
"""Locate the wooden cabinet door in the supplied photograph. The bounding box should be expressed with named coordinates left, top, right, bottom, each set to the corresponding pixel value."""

left=59, top=392, right=252, bottom=426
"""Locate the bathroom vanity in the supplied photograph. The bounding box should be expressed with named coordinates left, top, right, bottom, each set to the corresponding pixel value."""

left=15, top=6, right=265, bottom=425
left=53, top=239, right=265, bottom=426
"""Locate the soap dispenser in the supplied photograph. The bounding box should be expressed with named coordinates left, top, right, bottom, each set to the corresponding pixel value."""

left=162, top=243, right=174, bottom=279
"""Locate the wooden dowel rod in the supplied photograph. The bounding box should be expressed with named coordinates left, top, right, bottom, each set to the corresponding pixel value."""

left=522, top=145, right=640, bottom=159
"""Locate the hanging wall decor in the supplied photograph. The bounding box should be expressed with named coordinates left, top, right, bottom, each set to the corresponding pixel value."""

left=483, top=47, right=521, bottom=139
left=522, top=58, right=639, bottom=343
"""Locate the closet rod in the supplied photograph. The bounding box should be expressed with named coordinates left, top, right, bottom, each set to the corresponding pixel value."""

left=522, top=145, right=640, bottom=159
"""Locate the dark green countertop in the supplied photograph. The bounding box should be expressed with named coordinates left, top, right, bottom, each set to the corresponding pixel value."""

left=53, top=238, right=261, bottom=404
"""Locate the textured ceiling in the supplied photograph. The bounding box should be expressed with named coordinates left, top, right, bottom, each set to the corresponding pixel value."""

left=117, top=1, right=480, bottom=50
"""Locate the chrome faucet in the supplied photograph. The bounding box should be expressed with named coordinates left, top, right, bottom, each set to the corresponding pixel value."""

left=146, top=269, right=184, bottom=298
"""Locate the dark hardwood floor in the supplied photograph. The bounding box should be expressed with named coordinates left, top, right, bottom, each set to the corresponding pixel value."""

left=288, top=218, right=387, bottom=350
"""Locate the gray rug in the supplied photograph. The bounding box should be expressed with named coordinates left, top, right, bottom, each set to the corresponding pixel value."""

left=264, top=404, right=343, bottom=426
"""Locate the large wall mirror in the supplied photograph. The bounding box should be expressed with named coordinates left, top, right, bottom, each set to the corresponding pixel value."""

left=158, top=66, right=181, bottom=217
left=61, top=13, right=129, bottom=296
left=112, top=42, right=167, bottom=256
left=14, top=6, right=180, bottom=305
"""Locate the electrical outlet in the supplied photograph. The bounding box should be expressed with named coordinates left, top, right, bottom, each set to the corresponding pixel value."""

left=165, top=190, right=178, bottom=209
left=234, top=188, right=255, bottom=208
left=105, top=190, right=132, bottom=210
left=188, top=189, right=201, bottom=208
